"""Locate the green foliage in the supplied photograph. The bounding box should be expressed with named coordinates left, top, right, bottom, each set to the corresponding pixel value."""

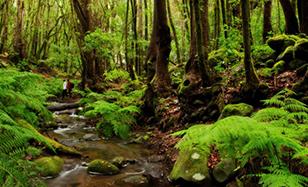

left=0, top=69, right=62, bottom=186
left=173, top=91, right=308, bottom=186
left=104, top=69, right=130, bottom=83
left=84, top=28, right=120, bottom=62
left=46, top=43, right=80, bottom=74
left=82, top=83, right=145, bottom=139
left=218, top=28, right=243, bottom=50
left=85, top=100, right=140, bottom=139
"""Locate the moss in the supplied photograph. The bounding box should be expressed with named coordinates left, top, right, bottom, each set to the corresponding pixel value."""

left=265, top=59, right=275, bottom=67
left=35, top=156, right=64, bottom=177
left=272, top=60, right=286, bottom=74
left=213, top=159, right=236, bottom=183
left=293, top=38, right=308, bottom=61
left=209, top=48, right=242, bottom=68
left=259, top=68, right=274, bottom=78
left=87, top=159, right=120, bottom=175
left=17, top=119, right=81, bottom=155
left=267, top=35, right=296, bottom=52
left=26, top=146, right=42, bottom=158
left=277, top=46, right=294, bottom=62
left=169, top=148, right=211, bottom=183
left=219, top=103, right=254, bottom=119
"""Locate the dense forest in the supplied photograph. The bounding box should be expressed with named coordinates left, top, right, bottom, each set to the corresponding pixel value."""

left=0, top=0, right=307, bottom=186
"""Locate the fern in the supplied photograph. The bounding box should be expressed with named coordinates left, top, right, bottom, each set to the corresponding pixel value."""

left=173, top=92, right=308, bottom=186
left=85, top=100, right=140, bottom=139
left=258, top=165, right=308, bottom=187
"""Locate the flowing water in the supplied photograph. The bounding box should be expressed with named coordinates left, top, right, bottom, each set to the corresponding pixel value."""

left=45, top=108, right=173, bottom=187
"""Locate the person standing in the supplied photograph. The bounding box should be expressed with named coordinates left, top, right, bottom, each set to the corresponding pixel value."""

left=62, top=79, right=68, bottom=99
left=67, top=79, right=74, bottom=97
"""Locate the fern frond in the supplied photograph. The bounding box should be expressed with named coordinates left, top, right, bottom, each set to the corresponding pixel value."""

left=259, top=165, right=308, bottom=187
left=253, top=108, right=288, bottom=122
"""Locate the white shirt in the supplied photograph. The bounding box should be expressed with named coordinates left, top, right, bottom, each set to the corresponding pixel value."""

left=63, top=81, right=67, bottom=90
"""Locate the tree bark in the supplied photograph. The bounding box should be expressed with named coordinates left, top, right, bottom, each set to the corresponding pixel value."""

left=145, top=1, right=158, bottom=81
left=263, top=0, right=273, bottom=43
left=13, top=0, right=26, bottom=60
left=0, top=0, right=9, bottom=52
left=298, top=0, right=308, bottom=34
left=241, top=0, right=260, bottom=88
left=152, top=0, right=172, bottom=96
left=221, top=0, right=228, bottom=38
left=279, top=0, right=299, bottom=34
left=167, top=0, right=181, bottom=63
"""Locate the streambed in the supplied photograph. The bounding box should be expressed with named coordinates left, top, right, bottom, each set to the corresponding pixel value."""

left=45, top=107, right=172, bottom=187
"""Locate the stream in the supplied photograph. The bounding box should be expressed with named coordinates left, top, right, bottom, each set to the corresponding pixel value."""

left=45, top=105, right=173, bottom=187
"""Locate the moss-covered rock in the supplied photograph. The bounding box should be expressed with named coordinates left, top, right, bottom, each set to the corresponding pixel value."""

left=219, top=103, right=253, bottom=119
left=87, top=159, right=120, bottom=175
left=35, top=156, right=64, bottom=177
left=272, top=60, right=286, bottom=74
left=169, top=148, right=211, bottom=183
left=265, top=59, right=275, bottom=68
left=293, top=38, right=308, bottom=61
left=267, top=35, right=296, bottom=52
left=277, top=46, right=294, bottom=62
left=213, top=159, right=237, bottom=183
left=111, top=156, right=129, bottom=168
left=209, top=48, right=242, bottom=68
left=289, top=59, right=307, bottom=70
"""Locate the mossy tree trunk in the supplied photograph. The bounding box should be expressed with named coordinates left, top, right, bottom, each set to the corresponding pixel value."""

left=241, top=0, right=260, bottom=89
left=221, top=0, right=228, bottom=39
left=263, top=0, right=273, bottom=43
left=145, top=1, right=158, bottom=82
left=151, top=0, right=172, bottom=97
left=279, top=0, right=299, bottom=34
left=71, top=0, right=104, bottom=89
left=13, top=0, right=26, bottom=61
left=178, top=0, right=223, bottom=124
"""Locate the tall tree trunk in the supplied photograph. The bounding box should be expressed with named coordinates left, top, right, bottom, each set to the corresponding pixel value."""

left=0, top=0, right=9, bottom=52
left=144, top=0, right=149, bottom=40
left=226, top=0, right=232, bottom=28
left=213, top=0, right=221, bottom=49
left=71, top=0, right=98, bottom=89
left=189, top=0, right=196, bottom=57
left=13, top=0, right=26, bottom=60
left=145, top=1, right=158, bottom=81
left=241, top=0, right=260, bottom=88
left=131, top=0, right=138, bottom=78
left=298, top=0, right=308, bottom=34
left=152, top=0, right=172, bottom=95
left=167, top=0, right=181, bottom=64
left=263, top=0, right=273, bottom=43
left=279, top=0, right=299, bottom=34
left=221, top=0, right=228, bottom=38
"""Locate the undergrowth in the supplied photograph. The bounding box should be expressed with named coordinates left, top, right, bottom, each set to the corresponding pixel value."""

left=81, top=83, right=145, bottom=139
left=0, top=69, right=60, bottom=186
left=173, top=89, right=308, bottom=186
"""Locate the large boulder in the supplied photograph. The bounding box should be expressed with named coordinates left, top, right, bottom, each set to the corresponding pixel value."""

left=293, top=39, right=308, bottom=61
left=87, top=159, right=120, bottom=175
left=267, top=35, right=296, bottom=53
left=35, top=156, right=64, bottom=177
left=169, top=148, right=212, bottom=184
left=277, top=46, right=294, bottom=62
left=289, top=59, right=307, bottom=70
left=213, top=159, right=237, bottom=183
left=219, top=103, right=254, bottom=119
